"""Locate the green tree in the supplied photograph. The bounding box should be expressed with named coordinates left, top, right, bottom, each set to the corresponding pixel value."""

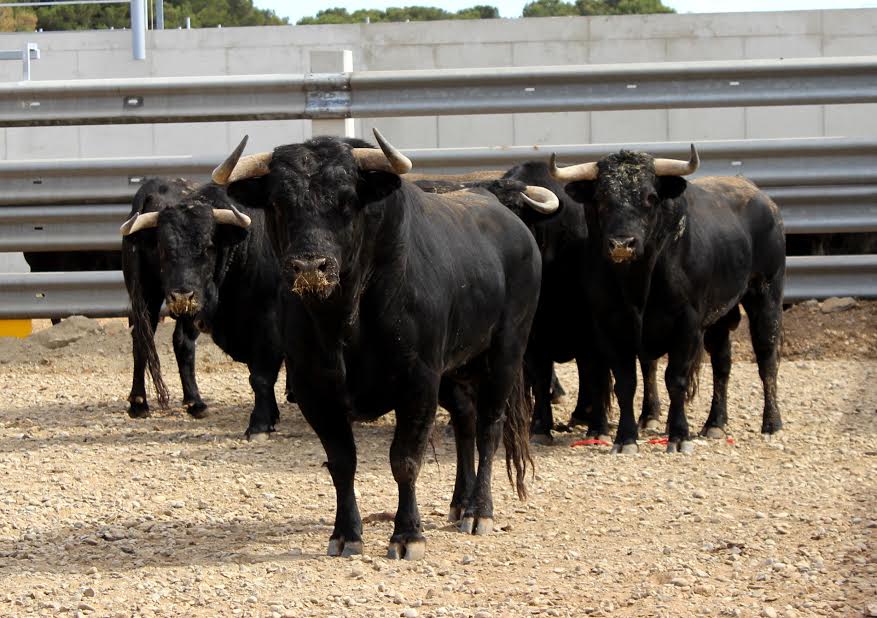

left=297, top=5, right=500, bottom=25
left=0, top=6, right=38, bottom=31
left=523, top=0, right=674, bottom=17
left=29, top=0, right=285, bottom=31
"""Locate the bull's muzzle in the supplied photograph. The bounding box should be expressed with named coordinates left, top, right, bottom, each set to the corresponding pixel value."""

left=166, top=289, right=200, bottom=316
left=608, top=237, right=637, bottom=263
left=285, top=256, right=339, bottom=299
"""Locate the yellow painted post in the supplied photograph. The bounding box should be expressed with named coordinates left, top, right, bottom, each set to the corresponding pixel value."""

left=0, top=319, right=32, bottom=338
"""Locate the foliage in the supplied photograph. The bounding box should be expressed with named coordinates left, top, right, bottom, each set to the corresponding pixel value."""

left=523, top=0, right=674, bottom=17
left=297, top=5, right=500, bottom=25
left=0, top=6, right=38, bottom=31
left=6, top=0, right=285, bottom=32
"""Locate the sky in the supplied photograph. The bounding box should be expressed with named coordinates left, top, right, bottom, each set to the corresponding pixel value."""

left=254, top=0, right=877, bottom=23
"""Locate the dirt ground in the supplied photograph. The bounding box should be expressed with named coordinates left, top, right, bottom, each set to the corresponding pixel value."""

left=0, top=301, right=875, bottom=617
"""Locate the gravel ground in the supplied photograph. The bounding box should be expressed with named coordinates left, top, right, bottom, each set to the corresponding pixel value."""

left=0, top=302, right=875, bottom=618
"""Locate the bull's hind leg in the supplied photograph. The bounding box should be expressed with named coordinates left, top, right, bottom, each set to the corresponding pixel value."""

left=577, top=356, right=612, bottom=441
left=700, top=307, right=741, bottom=439
left=245, top=356, right=282, bottom=440
left=527, top=351, right=555, bottom=444
left=387, top=375, right=439, bottom=560
left=638, top=357, right=662, bottom=433
left=172, top=318, right=206, bottom=418
left=742, top=279, right=783, bottom=437
left=128, top=295, right=162, bottom=418
left=439, top=380, right=476, bottom=523
left=664, top=313, right=702, bottom=454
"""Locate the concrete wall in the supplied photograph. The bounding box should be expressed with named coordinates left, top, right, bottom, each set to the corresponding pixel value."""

left=0, top=8, right=874, bottom=159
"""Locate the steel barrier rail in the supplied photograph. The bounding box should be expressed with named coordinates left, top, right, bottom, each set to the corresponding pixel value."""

left=2, top=255, right=874, bottom=319
left=1, top=137, right=875, bottom=205
left=1, top=57, right=876, bottom=126
left=782, top=255, right=877, bottom=301
left=2, top=188, right=874, bottom=253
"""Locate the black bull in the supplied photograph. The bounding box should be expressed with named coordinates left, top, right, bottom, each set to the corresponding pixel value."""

left=556, top=148, right=785, bottom=453
left=415, top=165, right=662, bottom=444
left=210, top=132, right=542, bottom=560
left=120, top=177, right=289, bottom=438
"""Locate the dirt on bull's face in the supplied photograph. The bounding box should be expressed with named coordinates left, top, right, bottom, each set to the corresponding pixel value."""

left=166, top=296, right=200, bottom=317
left=291, top=270, right=337, bottom=299
left=609, top=245, right=636, bottom=263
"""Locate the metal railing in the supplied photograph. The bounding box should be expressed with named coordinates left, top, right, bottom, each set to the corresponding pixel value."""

left=1, top=56, right=876, bottom=126
left=0, top=56, right=875, bottom=318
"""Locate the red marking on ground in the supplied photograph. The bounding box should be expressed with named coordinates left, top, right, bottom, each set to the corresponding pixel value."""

left=647, top=437, right=669, bottom=445
left=570, top=438, right=611, bottom=447
left=727, top=437, right=736, bottom=445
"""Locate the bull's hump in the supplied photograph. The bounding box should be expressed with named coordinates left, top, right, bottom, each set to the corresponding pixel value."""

left=691, top=176, right=760, bottom=200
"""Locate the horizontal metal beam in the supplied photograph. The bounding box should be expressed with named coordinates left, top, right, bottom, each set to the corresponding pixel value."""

left=0, top=56, right=875, bottom=126
left=784, top=254, right=877, bottom=301
left=0, top=271, right=128, bottom=319
left=1, top=137, right=875, bottom=204
left=1, top=255, right=873, bottom=318
left=0, top=204, right=129, bottom=251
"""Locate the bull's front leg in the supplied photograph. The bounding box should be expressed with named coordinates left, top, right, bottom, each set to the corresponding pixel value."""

left=387, top=378, right=439, bottom=560
left=527, top=351, right=555, bottom=444
left=172, top=318, right=206, bottom=418
left=664, top=326, right=702, bottom=454
left=610, top=354, right=639, bottom=455
left=295, top=379, right=362, bottom=557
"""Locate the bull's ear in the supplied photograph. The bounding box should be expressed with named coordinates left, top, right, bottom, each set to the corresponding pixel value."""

left=657, top=176, right=687, bottom=201
left=227, top=176, right=271, bottom=210
left=564, top=180, right=595, bottom=205
left=357, top=171, right=402, bottom=205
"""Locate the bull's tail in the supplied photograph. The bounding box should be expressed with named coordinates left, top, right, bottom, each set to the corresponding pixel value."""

left=504, top=366, right=534, bottom=500
left=128, top=265, right=169, bottom=408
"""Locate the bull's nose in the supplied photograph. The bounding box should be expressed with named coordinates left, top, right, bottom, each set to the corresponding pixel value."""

left=609, top=236, right=636, bottom=249
left=169, top=289, right=195, bottom=303
left=291, top=257, right=328, bottom=275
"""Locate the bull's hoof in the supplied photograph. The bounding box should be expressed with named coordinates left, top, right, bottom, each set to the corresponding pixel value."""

left=530, top=432, right=553, bottom=446
left=127, top=400, right=150, bottom=419
left=185, top=401, right=208, bottom=419
left=247, top=431, right=271, bottom=443
left=761, top=429, right=783, bottom=442
left=448, top=506, right=463, bottom=523
left=567, top=415, right=590, bottom=428
left=667, top=439, right=695, bottom=454
left=387, top=536, right=426, bottom=560
left=459, top=516, right=493, bottom=535
left=610, top=442, right=639, bottom=455
left=328, top=537, right=362, bottom=557
left=700, top=426, right=726, bottom=439
left=640, top=418, right=662, bottom=433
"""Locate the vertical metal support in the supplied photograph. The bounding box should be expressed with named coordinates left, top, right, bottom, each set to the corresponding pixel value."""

left=155, top=0, right=164, bottom=30
left=185, top=16, right=191, bottom=29
left=309, top=50, right=354, bottom=138
left=23, top=43, right=39, bottom=81
left=131, top=0, right=146, bottom=60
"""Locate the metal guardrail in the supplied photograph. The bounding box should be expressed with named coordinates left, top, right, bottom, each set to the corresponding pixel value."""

left=0, top=137, right=875, bottom=253
left=1, top=57, right=876, bottom=126
left=3, top=255, right=873, bottom=319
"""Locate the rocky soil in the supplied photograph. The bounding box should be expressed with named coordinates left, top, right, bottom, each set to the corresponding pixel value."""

left=0, top=301, right=875, bottom=617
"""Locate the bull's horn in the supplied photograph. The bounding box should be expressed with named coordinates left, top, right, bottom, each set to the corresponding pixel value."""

left=549, top=152, right=599, bottom=182
left=212, top=135, right=249, bottom=185
left=213, top=203, right=252, bottom=228
left=653, top=144, right=700, bottom=177
left=212, top=135, right=273, bottom=185
left=120, top=211, right=159, bottom=236
left=351, top=128, right=412, bottom=175
left=521, top=185, right=560, bottom=214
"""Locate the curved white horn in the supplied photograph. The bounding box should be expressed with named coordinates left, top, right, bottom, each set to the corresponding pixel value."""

left=521, top=185, right=560, bottom=214
left=549, top=152, right=599, bottom=182
left=212, top=135, right=249, bottom=185
left=213, top=203, right=251, bottom=229
left=351, top=128, right=412, bottom=175
left=120, top=212, right=159, bottom=236
left=653, top=144, right=700, bottom=177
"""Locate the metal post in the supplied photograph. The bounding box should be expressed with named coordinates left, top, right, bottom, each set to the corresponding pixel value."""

left=131, top=0, right=146, bottom=60
left=155, top=0, right=163, bottom=29
left=309, top=50, right=354, bottom=138
left=23, top=43, right=39, bottom=81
